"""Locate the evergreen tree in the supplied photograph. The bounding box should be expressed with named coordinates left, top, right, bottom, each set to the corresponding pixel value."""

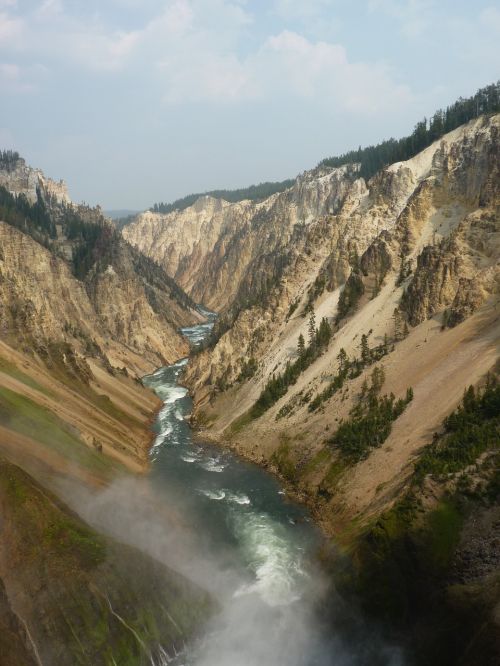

left=360, top=334, right=370, bottom=364
left=393, top=308, right=403, bottom=341
left=337, top=348, right=348, bottom=372
left=150, top=179, right=295, bottom=215
left=308, top=311, right=316, bottom=345
left=320, top=81, right=500, bottom=181
left=297, top=333, right=305, bottom=357
left=317, top=317, right=332, bottom=347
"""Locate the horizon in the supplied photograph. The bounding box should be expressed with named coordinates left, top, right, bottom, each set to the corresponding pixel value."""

left=1, top=1, right=499, bottom=209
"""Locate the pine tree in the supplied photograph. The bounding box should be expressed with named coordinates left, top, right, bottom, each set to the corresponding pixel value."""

left=308, top=311, right=316, bottom=345
left=393, top=308, right=403, bottom=341
left=317, top=317, right=332, bottom=347
left=337, top=348, right=348, bottom=373
left=297, top=333, right=305, bottom=357
left=360, top=334, right=370, bottom=364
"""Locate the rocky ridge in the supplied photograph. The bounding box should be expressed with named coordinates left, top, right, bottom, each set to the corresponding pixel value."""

left=0, top=157, right=213, bottom=663
left=0, top=157, right=202, bottom=376
left=184, top=112, right=499, bottom=500
left=123, top=114, right=500, bottom=662
left=0, top=155, right=71, bottom=205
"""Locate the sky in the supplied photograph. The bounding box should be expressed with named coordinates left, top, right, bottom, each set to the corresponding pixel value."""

left=1, top=1, right=499, bottom=210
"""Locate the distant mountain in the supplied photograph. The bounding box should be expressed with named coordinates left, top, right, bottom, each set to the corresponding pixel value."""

left=149, top=179, right=295, bottom=216
left=105, top=208, right=139, bottom=219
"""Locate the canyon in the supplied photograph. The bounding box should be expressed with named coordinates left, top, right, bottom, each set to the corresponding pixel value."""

left=0, top=156, right=211, bottom=664
left=0, top=103, right=498, bottom=664
left=125, top=112, right=500, bottom=663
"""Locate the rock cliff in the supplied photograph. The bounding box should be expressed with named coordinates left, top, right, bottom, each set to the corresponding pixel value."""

left=0, top=157, right=212, bottom=663
left=125, top=114, right=500, bottom=661
left=0, top=159, right=202, bottom=376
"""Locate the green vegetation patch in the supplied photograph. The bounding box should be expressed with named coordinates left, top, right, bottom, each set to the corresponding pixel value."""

left=251, top=314, right=332, bottom=418
left=227, top=408, right=254, bottom=436
left=270, top=435, right=298, bottom=482
left=0, top=385, right=114, bottom=475
left=414, top=382, right=500, bottom=484
left=44, top=515, right=107, bottom=569
left=0, top=357, right=51, bottom=395
left=328, top=368, right=413, bottom=462
left=423, top=501, right=463, bottom=570
left=0, top=459, right=214, bottom=665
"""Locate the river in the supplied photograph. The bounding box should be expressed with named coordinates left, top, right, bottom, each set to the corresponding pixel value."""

left=141, top=314, right=403, bottom=666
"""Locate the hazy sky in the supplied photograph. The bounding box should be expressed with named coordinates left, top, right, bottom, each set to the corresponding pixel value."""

left=1, top=1, right=499, bottom=209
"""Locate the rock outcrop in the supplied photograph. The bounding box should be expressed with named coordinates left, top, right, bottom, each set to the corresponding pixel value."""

left=0, top=158, right=214, bottom=664
left=0, top=154, right=71, bottom=205
left=168, top=114, right=500, bottom=663
left=0, top=160, right=202, bottom=375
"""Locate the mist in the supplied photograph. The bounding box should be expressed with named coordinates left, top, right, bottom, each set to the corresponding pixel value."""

left=53, top=472, right=404, bottom=666
left=49, top=344, right=406, bottom=666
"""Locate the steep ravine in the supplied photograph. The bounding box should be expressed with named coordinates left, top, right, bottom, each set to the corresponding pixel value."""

left=0, top=158, right=214, bottom=664
left=170, top=115, right=500, bottom=664
left=0, top=110, right=498, bottom=663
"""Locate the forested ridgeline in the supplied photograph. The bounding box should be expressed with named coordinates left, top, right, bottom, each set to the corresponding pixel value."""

left=0, top=150, right=21, bottom=173
left=149, top=179, right=295, bottom=215
left=320, top=81, right=500, bottom=180
left=0, top=183, right=198, bottom=311
left=0, top=184, right=56, bottom=245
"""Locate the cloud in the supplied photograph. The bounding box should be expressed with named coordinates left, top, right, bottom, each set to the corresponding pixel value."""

left=273, top=0, right=334, bottom=21
left=0, top=10, right=24, bottom=42
left=152, top=26, right=412, bottom=113
left=0, top=62, right=47, bottom=93
left=250, top=31, right=412, bottom=113
left=367, top=0, right=433, bottom=37
left=0, top=0, right=412, bottom=115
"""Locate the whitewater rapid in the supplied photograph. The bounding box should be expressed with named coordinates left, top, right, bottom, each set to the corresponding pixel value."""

left=143, top=315, right=404, bottom=666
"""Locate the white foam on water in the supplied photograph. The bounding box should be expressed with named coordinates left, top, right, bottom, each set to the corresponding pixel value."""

left=199, top=459, right=226, bottom=473
left=149, top=435, right=164, bottom=460
left=198, top=489, right=226, bottom=501
left=162, top=386, right=189, bottom=404
left=226, top=492, right=251, bottom=505
left=231, top=511, right=306, bottom=607
left=181, top=454, right=198, bottom=463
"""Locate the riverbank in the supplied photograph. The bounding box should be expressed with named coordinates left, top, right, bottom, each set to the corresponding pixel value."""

left=0, top=337, right=216, bottom=665
left=186, top=363, right=500, bottom=665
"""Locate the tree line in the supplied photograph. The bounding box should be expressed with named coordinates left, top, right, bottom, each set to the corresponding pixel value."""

left=0, top=150, right=21, bottom=173
left=413, top=377, right=499, bottom=485
left=328, top=366, right=414, bottom=462
left=0, top=185, right=56, bottom=243
left=150, top=179, right=295, bottom=215
left=320, top=81, right=500, bottom=181
left=250, top=313, right=333, bottom=418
